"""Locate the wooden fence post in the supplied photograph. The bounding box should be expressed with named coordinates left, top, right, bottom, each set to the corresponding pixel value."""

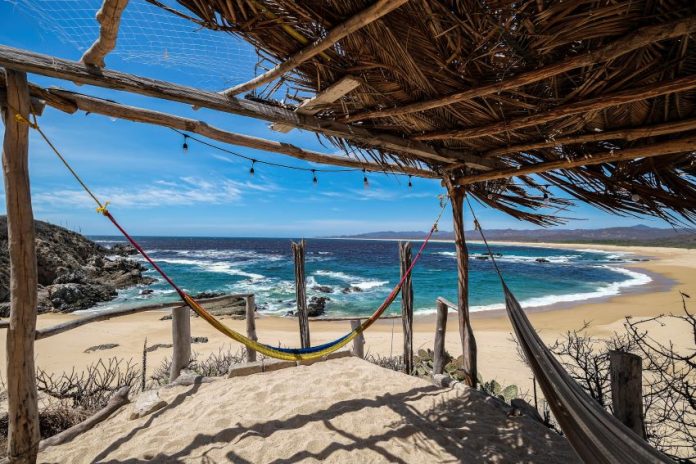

left=399, top=241, right=413, bottom=374
left=2, top=69, right=41, bottom=463
left=433, top=298, right=449, bottom=375
left=610, top=350, right=645, bottom=438
left=292, top=240, right=310, bottom=348
left=169, top=306, right=191, bottom=382
left=448, top=183, right=477, bottom=387
left=245, top=295, right=257, bottom=362
left=350, top=319, right=365, bottom=358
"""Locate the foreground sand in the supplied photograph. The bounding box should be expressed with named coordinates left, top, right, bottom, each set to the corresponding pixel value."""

left=1, top=243, right=694, bottom=395
left=38, top=357, right=579, bottom=464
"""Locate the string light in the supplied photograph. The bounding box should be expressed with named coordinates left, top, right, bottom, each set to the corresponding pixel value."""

left=631, top=189, right=641, bottom=202
left=362, top=168, right=369, bottom=189
left=182, top=134, right=189, bottom=152
left=543, top=192, right=550, bottom=206
left=312, top=169, right=318, bottom=185
left=249, top=160, right=256, bottom=176
left=408, top=175, right=413, bottom=188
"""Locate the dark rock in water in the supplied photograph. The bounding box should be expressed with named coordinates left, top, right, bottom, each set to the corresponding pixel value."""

left=475, top=256, right=489, bottom=260
left=494, top=253, right=503, bottom=257
left=341, top=286, right=363, bottom=294
left=307, top=296, right=330, bottom=317
left=284, top=310, right=296, bottom=317
left=192, top=291, right=225, bottom=299
left=191, top=336, right=208, bottom=344
left=535, top=258, right=550, bottom=263
left=609, top=258, right=623, bottom=262
left=84, top=343, right=119, bottom=353
left=140, top=288, right=154, bottom=295
left=312, top=285, right=334, bottom=294
left=109, top=243, right=138, bottom=256
left=0, top=216, right=155, bottom=313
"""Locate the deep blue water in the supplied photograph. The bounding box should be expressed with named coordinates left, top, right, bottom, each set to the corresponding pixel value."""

left=89, top=237, right=651, bottom=316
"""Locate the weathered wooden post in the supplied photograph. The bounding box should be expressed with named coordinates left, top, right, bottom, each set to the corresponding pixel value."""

left=2, top=69, right=41, bottom=463
left=245, top=295, right=257, bottom=362
left=399, top=241, right=413, bottom=374
left=292, top=240, right=310, bottom=348
left=447, top=182, right=477, bottom=387
left=433, top=298, right=449, bottom=375
left=610, top=350, right=645, bottom=438
left=169, top=306, right=191, bottom=382
left=350, top=319, right=365, bottom=358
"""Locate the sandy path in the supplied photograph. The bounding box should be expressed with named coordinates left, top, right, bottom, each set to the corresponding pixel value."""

left=38, top=357, right=579, bottom=464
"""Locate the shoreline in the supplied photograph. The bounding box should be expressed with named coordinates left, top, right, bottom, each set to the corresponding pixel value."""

left=1, top=242, right=693, bottom=394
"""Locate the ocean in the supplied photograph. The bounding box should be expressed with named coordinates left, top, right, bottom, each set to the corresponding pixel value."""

left=89, top=237, right=652, bottom=317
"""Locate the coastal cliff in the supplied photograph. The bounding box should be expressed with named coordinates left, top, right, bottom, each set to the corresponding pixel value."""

left=0, top=216, right=154, bottom=314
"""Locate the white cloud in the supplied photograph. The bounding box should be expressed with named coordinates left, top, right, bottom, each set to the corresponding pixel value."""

left=31, top=176, right=262, bottom=209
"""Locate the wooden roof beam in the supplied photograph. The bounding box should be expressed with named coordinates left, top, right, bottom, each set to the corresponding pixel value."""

left=484, top=117, right=696, bottom=158
left=222, top=0, right=408, bottom=96
left=344, top=17, right=696, bottom=122
left=415, top=74, right=696, bottom=141
left=0, top=79, right=437, bottom=179
left=271, top=75, right=362, bottom=133
left=0, top=45, right=494, bottom=169
left=80, top=0, right=129, bottom=67
left=456, top=135, right=696, bottom=186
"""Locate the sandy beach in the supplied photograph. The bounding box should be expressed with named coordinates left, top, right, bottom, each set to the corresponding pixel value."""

left=2, top=242, right=693, bottom=396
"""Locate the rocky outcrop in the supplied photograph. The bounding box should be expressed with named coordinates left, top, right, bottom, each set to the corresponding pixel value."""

left=307, top=296, right=329, bottom=317
left=1, top=216, right=155, bottom=313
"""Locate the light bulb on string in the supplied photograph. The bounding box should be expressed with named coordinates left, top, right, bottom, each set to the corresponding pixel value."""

left=182, top=134, right=189, bottom=152
left=312, top=170, right=318, bottom=185
left=631, top=189, right=641, bottom=202
left=249, top=160, right=256, bottom=177
left=362, top=168, right=369, bottom=189
left=543, top=192, right=550, bottom=206
left=408, top=175, right=413, bottom=188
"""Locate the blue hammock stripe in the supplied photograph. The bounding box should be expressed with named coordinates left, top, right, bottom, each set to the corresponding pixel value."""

left=263, top=332, right=354, bottom=355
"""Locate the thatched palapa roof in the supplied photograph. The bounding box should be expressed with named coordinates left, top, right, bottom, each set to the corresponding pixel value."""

left=147, top=0, right=696, bottom=225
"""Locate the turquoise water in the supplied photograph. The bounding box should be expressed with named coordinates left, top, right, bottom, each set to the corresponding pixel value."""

left=90, top=237, right=651, bottom=316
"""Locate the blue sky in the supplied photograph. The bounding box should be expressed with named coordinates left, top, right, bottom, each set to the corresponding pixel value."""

left=0, top=0, right=671, bottom=237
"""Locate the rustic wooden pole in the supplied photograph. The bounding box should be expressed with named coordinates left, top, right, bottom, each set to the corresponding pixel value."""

left=2, top=69, right=40, bottom=464
left=448, top=184, right=477, bottom=387
left=292, top=240, right=310, bottom=348
left=399, top=241, right=413, bottom=374
left=610, top=351, right=646, bottom=438
left=350, top=319, right=365, bottom=359
left=169, top=306, right=191, bottom=382
left=245, top=295, right=257, bottom=362
left=433, top=298, right=449, bottom=375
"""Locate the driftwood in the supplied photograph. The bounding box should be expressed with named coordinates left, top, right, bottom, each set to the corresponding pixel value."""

left=224, top=0, right=407, bottom=96
left=245, top=295, right=257, bottom=362
left=345, top=17, right=696, bottom=122
left=350, top=319, right=365, bottom=359
left=2, top=69, right=41, bottom=464
left=433, top=298, right=450, bottom=375
left=80, top=0, right=129, bottom=68
left=292, top=240, right=310, bottom=348
left=36, top=294, right=251, bottom=340
left=19, top=86, right=433, bottom=179
left=0, top=46, right=491, bottom=168
left=448, top=184, right=477, bottom=387
left=38, top=386, right=130, bottom=451
left=399, top=241, right=413, bottom=374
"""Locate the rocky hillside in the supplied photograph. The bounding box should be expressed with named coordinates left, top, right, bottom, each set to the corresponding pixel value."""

left=1, top=216, right=154, bottom=315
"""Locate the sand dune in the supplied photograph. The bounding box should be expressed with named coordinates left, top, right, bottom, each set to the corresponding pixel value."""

left=38, top=357, right=578, bottom=464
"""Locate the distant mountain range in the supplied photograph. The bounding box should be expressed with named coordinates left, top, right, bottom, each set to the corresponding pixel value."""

left=329, top=225, right=696, bottom=248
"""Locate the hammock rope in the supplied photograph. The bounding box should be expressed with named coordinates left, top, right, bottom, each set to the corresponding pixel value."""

left=465, top=196, right=672, bottom=464
left=27, top=116, right=447, bottom=361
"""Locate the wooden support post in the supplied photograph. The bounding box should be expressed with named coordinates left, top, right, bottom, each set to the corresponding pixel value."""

left=169, top=306, right=191, bottom=382
left=433, top=298, right=449, bottom=375
left=610, top=351, right=645, bottom=438
left=448, top=183, right=477, bottom=387
left=350, top=319, right=365, bottom=359
left=245, top=295, right=257, bottom=362
left=399, top=241, right=413, bottom=374
left=2, top=69, right=40, bottom=463
left=292, top=240, right=310, bottom=348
